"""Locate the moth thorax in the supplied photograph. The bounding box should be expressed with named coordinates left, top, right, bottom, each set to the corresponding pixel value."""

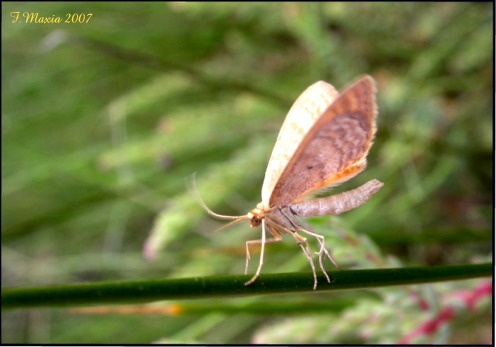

left=248, top=203, right=266, bottom=228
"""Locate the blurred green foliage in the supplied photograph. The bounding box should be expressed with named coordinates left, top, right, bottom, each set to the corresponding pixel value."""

left=2, top=2, right=492, bottom=344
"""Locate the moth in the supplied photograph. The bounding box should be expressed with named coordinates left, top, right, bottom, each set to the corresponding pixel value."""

left=196, top=75, right=383, bottom=289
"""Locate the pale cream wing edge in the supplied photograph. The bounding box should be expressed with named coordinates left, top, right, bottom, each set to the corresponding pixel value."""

left=261, top=81, right=339, bottom=206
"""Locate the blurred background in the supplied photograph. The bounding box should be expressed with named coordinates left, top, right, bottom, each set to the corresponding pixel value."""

left=2, top=2, right=492, bottom=344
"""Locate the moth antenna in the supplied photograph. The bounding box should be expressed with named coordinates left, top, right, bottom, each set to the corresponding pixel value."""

left=188, top=173, right=249, bottom=221
left=211, top=217, right=247, bottom=234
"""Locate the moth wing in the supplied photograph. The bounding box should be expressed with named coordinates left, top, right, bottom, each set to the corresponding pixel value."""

left=261, top=81, right=339, bottom=206
left=268, top=75, right=378, bottom=208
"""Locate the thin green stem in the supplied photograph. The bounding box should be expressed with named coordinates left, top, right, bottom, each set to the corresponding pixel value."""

left=2, top=263, right=491, bottom=311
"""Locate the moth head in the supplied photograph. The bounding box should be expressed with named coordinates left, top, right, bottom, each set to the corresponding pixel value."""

left=247, top=204, right=265, bottom=228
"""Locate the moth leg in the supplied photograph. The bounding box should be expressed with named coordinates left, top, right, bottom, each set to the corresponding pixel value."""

left=298, top=228, right=340, bottom=284
left=244, top=221, right=282, bottom=286
left=291, top=232, right=319, bottom=290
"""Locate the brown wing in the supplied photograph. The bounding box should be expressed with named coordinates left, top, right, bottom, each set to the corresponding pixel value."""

left=268, top=75, right=378, bottom=208
left=261, top=81, right=339, bottom=206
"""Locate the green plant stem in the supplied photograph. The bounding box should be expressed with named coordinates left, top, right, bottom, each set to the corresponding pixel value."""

left=2, top=263, right=491, bottom=311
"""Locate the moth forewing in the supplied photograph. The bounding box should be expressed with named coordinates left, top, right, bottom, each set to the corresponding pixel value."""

left=261, top=81, right=339, bottom=206
left=268, top=76, right=378, bottom=208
